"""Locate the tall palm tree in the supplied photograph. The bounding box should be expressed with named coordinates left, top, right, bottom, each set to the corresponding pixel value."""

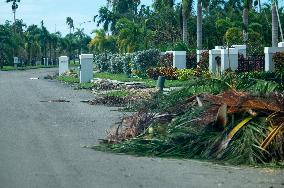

left=182, top=0, right=194, bottom=45
left=6, top=0, right=20, bottom=31
left=272, top=0, right=278, bottom=47
left=197, top=0, right=209, bottom=50
left=66, top=17, right=74, bottom=34
left=243, top=0, right=251, bottom=42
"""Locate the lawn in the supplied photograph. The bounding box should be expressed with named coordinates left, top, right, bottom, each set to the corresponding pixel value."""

left=0, top=65, right=57, bottom=71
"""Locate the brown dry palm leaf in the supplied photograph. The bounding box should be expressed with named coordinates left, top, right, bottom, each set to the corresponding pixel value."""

left=261, top=123, right=284, bottom=150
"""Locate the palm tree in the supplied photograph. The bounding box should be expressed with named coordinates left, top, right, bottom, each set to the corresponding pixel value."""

left=66, top=17, right=74, bottom=34
left=272, top=0, right=278, bottom=47
left=6, top=0, right=20, bottom=31
left=243, top=0, right=251, bottom=42
left=197, top=0, right=209, bottom=50
left=197, top=0, right=202, bottom=50
left=182, top=0, right=194, bottom=45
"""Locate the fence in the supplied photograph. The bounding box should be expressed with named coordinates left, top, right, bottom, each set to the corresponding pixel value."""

left=238, top=55, right=265, bottom=72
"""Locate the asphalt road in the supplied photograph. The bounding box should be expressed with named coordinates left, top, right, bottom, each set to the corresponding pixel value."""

left=0, top=68, right=283, bottom=188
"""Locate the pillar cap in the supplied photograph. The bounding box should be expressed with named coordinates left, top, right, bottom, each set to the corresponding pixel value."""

left=59, top=56, right=68, bottom=61
left=80, top=54, right=94, bottom=59
left=264, top=47, right=284, bottom=53
left=221, top=48, right=238, bottom=55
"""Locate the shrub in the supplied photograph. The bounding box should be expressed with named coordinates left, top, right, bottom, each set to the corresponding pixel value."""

left=172, top=42, right=188, bottom=51
left=122, top=53, right=134, bottom=75
left=272, top=52, right=284, bottom=73
left=94, top=53, right=111, bottom=72
left=109, top=54, right=124, bottom=74
left=157, top=53, right=173, bottom=67
left=196, top=51, right=209, bottom=76
left=147, top=67, right=177, bottom=80
left=176, top=69, right=196, bottom=80
left=132, top=49, right=161, bottom=74
left=186, top=53, right=197, bottom=69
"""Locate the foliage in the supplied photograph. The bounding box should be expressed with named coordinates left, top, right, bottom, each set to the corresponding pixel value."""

left=186, top=53, right=197, bottom=69
left=131, top=49, right=161, bottom=76
left=272, top=52, right=284, bottom=74
left=157, top=53, right=173, bottom=67
left=94, top=53, right=111, bottom=72
left=89, top=29, right=117, bottom=53
left=225, top=27, right=243, bottom=45
left=147, top=67, right=178, bottom=80
left=109, top=54, right=124, bottom=74
left=196, top=51, right=209, bottom=76
left=96, top=81, right=284, bottom=166
left=176, top=69, right=196, bottom=80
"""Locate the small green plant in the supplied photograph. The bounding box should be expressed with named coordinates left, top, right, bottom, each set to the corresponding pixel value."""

left=176, top=69, right=196, bottom=80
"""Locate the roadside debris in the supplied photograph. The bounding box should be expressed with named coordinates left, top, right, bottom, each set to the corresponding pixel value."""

left=40, top=99, right=70, bottom=103
left=97, top=90, right=284, bottom=165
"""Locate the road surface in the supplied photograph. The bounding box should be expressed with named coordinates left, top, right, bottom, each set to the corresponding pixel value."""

left=0, top=68, right=283, bottom=188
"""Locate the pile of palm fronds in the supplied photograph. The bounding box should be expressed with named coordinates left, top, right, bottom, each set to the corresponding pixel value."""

left=95, top=89, right=284, bottom=166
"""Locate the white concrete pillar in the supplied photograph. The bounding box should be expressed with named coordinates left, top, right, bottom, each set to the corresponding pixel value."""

left=215, top=46, right=224, bottom=50
left=79, top=54, right=94, bottom=83
left=59, top=56, right=69, bottom=76
left=197, top=50, right=208, bottom=63
left=232, top=45, right=247, bottom=58
left=166, top=51, right=186, bottom=69
left=209, top=49, right=221, bottom=73
left=220, top=48, right=238, bottom=73
left=278, top=42, right=284, bottom=47
left=14, top=57, right=18, bottom=68
left=264, top=47, right=284, bottom=72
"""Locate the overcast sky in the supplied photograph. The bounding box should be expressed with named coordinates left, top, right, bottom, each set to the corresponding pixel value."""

left=0, top=0, right=280, bottom=37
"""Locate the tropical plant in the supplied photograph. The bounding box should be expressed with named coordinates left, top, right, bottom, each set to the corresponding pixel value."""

left=66, top=17, right=74, bottom=34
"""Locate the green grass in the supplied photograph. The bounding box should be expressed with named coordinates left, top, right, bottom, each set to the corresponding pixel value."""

left=77, top=82, right=96, bottom=90
left=95, top=72, right=188, bottom=88
left=57, top=75, right=79, bottom=84
left=0, top=65, right=57, bottom=71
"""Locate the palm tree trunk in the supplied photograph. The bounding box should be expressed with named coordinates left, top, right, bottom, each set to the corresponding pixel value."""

left=258, top=0, right=261, bottom=12
left=243, top=7, right=249, bottom=42
left=182, top=14, right=188, bottom=45
left=197, top=1, right=202, bottom=50
left=272, top=4, right=278, bottom=47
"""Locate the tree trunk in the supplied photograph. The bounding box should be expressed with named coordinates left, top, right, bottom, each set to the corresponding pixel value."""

left=243, top=7, right=249, bottom=42
left=182, top=5, right=188, bottom=45
left=272, top=5, right=278, bottom=47
left=197, top=1, right=202, bottom=50
left=258, top=0, right=261, bottom=12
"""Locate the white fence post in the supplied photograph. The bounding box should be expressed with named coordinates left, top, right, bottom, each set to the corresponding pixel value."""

left=79, top=54, right=94, bottom=83
left=59, top=56, right=69, bottom=76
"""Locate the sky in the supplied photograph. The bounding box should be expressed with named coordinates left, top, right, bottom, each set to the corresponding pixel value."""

left=0, top=0, right=154, bottom=36
left=0, top=0, right=282, bottom=37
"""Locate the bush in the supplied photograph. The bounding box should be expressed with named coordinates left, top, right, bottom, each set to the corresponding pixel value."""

left=186, top=53, right=197, bottom=69
left=132, top=49, right=161, bottom=75
left=272, top=52, right=284, bottom=73
left=122, top=53, right=134, bottom=75
left=94, top=49, right=161, bottom=76
left=196, top=51, right=209, bottom=76
left=176, top=69, right=196, bottom=80
left=94, top=53, right=111, bottom=72
left=147, top=67, right=177, bottom=80
left=172, top=42, right=188, bottom=51
left=109, top=54, right=124, bottom=74
left=157, top=53, right=173, bottom=67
